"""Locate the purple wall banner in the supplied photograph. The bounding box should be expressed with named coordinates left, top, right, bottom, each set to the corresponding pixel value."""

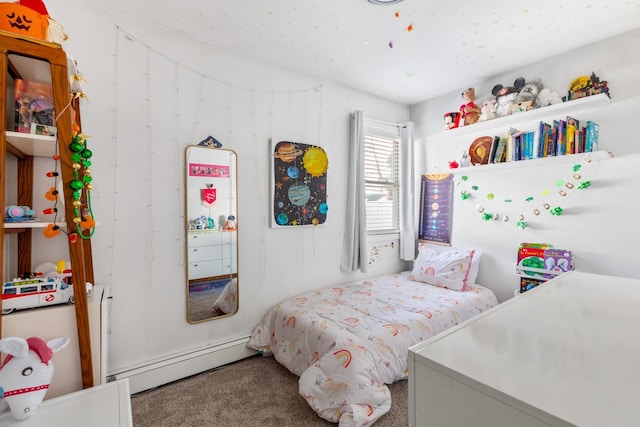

left=418, top=173, right=453, bottom=244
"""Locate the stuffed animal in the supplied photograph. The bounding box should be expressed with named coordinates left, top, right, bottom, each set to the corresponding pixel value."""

left=0, top=336, right=70, bottom=420
left=459, top=87, right=481, bottom=126
left=535, top=88, right=563, bottom=108
left=491, top=77, right=525, bottom=117
left=514, top=78, right=544, bottom=106
left=478, top=100, right=496, bottom=122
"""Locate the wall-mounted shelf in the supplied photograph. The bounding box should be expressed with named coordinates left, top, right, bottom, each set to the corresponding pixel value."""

left=439, top=93, right=611, bottom=138
left=453, top=150, right=613, bottom=174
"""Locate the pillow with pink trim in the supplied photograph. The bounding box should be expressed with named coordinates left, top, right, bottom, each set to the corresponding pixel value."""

left=410, top=244, right=475, bottom=291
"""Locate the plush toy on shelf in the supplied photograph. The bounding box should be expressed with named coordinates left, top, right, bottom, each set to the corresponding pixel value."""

left=0, top=336, right=70, bottom=420
left=512, top=78, right=544, bottom=113
left=478, top=99, right=497, bottom=122
left=491, top=77, right=525, bottom=117
left=459, top=87, right=481, bottom=126
left=535, top=87, right=563, bottom=108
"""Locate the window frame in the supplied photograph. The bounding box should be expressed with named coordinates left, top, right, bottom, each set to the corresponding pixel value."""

left=363, top=120, right=402, bottom=237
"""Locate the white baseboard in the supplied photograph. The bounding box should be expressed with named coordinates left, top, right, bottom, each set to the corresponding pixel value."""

left=111, top=337, right=257, bottom=395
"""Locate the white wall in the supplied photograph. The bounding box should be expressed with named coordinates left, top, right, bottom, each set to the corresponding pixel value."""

left=44, top=1, right=410, bottom=376
left=411, top=29, right=640, bottom=302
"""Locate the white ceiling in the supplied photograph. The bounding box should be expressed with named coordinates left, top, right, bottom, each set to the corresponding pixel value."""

left=80, top=0, right=640, bottom=105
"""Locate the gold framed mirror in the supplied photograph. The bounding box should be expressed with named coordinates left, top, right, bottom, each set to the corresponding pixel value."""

left=185, top=145, right=238, bottom=323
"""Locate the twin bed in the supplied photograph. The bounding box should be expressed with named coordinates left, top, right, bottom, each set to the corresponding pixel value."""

left=248, top=244, right=499, bottom=426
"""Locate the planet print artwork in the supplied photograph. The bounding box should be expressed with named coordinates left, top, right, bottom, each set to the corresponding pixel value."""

left=273, top=142, right=304, bottom=163
left=288, top=183, right=311, bottom=206
left=272, top=140, right=328, bottom=227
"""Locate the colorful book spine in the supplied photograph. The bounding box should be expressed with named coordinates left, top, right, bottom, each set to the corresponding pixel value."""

left=524, top=130, right=535, bottom=160
left=556, top=119, right=566, bottom=156
left=493, top=137, right=507, bottom=163
left=566, top=116, right=579, bottom=155
left=549, top=120, right=559, bottom=157
left=585, top=120, right=599, bottom=152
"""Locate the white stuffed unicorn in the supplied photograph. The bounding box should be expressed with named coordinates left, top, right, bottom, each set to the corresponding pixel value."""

left=0, top=336, right=70, bottom=420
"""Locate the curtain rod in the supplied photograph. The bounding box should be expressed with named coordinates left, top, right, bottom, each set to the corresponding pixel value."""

left=364, top=117, right=408, bottom=128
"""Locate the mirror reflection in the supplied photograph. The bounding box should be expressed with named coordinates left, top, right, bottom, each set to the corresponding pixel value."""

left=185, top=145, right=238, bottom=323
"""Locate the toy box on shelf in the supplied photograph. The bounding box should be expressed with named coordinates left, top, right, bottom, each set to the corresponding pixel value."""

left=515, top=243, right=573, bottom=294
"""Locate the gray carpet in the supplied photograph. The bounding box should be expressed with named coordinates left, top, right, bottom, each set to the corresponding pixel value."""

left=131, top=355, right=408, bottom=426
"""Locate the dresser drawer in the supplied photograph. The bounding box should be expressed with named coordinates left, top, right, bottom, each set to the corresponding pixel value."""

left=187, top=232, right=224, bottom=247
left=188, top=260, right=224, bottom=280
left=188, top=245, right=223, bottom=262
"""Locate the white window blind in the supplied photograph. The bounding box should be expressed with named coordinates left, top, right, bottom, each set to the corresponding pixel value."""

left=364, top=131, right=400, bottom=234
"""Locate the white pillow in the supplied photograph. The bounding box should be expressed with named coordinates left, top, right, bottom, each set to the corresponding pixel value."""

left=410, top=244, right=476, bottom=291
left=420, top=243, right=481, bottom=284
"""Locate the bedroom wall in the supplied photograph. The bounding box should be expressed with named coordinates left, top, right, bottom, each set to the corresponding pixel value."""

left=43, top=1, right=411, bottom=377
left=411, top=28, right=640, bottom=302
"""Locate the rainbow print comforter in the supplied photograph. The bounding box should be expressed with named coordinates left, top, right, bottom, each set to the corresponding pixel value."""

left=247, top=271, right=498, bottom=426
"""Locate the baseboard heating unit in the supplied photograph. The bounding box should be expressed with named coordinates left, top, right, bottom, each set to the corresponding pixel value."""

left=110, top=337, right=257, bottom=394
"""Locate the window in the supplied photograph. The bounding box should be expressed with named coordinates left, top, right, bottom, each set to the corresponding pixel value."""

left=364, top=122, right=401, bottom=234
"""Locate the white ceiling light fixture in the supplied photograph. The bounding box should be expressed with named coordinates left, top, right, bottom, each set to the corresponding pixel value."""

left=367, top=0, right=405, bottom=5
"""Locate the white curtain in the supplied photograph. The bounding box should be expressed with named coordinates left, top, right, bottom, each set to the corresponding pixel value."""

left=341, top=110, right=369, bottom=272
left=399, top=122, right=416, bottom=261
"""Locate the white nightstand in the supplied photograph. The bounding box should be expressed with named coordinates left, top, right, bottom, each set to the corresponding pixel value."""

left=0, top=379, right=132, bottom=426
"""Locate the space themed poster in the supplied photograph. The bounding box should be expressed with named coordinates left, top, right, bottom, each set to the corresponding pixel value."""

left=418, top=173, right=453, bottom=244
left=271, top=140, right=329, bottom=227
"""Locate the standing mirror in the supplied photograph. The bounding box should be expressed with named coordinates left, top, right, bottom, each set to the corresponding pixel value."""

left=185, top=145, right=238, bottom=323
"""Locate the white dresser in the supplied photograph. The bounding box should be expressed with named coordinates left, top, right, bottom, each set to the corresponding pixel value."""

left=187, top=230, right=237, bottom=280
left=408, top=271, right=640, bottom=427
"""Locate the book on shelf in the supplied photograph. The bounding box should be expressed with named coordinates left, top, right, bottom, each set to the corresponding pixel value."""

left=549, top=120, right=559, bottom=157
left=488, top=136, right=499, bottom=164
left=492, top=136, right=507, bottom=163
left=524, top=130, right=535, bottom=160
left=585, top=120, right=599, bottom=152
left=507, top=127, right=524, bottom=162
left=565, top=116, right=579, bottom=155
left=516, top=242, right=573, bottom=281
left=520, top=276, right=544, bottom=293
left=538, top=121, right=552, bottom=158
left=555, top=119, right=566, bottom=156
left=542, top=248, right=573, bottom=279
left=14, top=79, right=55, bottom=134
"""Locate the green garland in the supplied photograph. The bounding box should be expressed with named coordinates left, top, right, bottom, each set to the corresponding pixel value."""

left=455, top=155, right=595, bottom=229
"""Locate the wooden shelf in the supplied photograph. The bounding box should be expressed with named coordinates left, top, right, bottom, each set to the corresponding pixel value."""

left=1, top=33, right=95, bottom=390
left=439, top=93, right=611, bottom=138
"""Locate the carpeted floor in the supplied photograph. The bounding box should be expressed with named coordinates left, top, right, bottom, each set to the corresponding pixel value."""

left=131, top=355, right=408, bottom=426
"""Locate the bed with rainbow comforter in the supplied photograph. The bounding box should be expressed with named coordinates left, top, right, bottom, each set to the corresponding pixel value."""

left=247, top=270, right=498, bottom=426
